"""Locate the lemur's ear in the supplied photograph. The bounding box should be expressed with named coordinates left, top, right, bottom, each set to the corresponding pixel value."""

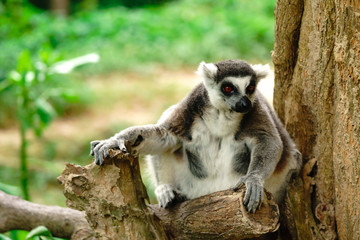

left=196, top=61, right=218, bottom=80
left=251, top=64, right=271, bottom=80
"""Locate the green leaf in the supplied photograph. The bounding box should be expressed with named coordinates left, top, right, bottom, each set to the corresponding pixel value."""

left=40, top=49, right=51, bottom=64
left=25, top=226, right=53, bottom=240
left=60, top=90, right=80, bottom=103
left=50, top=53, right=99, bottom=74
left=0, top=234, right=12, bottom=240
left=35, top=98, right=56, bottom=126
left=0, top=79, right=13, bottom=92
left=32, top=114, right=44, bottom=137
left=8, top=70, right=22, bottom=83
left=10, top=230, right=31, bottom=240
left=17, top=50, right=33, bottom=74
left=0, top=182, right=22, bottom=196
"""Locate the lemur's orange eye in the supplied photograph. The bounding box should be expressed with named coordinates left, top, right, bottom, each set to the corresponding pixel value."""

left=224, top=86, right=233, bottom=93
left=248, top=85, right=254, bottom=91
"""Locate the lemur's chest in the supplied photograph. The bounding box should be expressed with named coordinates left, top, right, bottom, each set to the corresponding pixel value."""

left=172, top=109, right=252, bottom=198
left=182, top=110, right=245, bottom=177
left=201, top=108, right=242, bottom=137
left=176, top=113, right=249, bottom=198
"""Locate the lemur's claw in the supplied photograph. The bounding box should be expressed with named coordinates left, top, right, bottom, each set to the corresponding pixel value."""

left=91, top=138, right=119, bottom=166
left=232, top=182, right=245, bottom=191
left=90, top=140, right=101, bottom=156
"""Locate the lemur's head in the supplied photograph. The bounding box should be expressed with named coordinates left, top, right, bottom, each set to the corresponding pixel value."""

left=197, top=59, right=270, bottom=113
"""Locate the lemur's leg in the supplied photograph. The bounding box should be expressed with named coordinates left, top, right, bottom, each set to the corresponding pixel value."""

left=146, top=151, right=187, bottom=208
left=234, top=135, right=283, bottom=213
left=90, top=124, right=178, bottom=165
left=264, top=149, right=302, bottom=203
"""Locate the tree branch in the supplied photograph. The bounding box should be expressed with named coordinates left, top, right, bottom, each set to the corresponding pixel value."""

left=58, top=150, right=280, bottom=239
left=0, top=190, right=94, bottom=239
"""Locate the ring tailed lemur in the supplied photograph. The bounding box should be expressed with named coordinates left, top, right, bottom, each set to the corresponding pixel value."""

left=90, top=59, right=302, bottom=213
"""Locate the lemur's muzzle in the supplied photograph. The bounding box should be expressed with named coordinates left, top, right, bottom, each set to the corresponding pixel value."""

left=234, top=96, right=252, bottom=113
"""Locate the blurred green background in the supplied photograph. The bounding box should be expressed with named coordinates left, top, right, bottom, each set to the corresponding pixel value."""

left=0, top=0, right=275, bottom=238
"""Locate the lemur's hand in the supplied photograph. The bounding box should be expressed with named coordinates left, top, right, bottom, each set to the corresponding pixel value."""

left=234, top=175, right=264, bottom=213
left=90, top=138, right=122, bottom=166
left=90, top=128, right=145, bottom=165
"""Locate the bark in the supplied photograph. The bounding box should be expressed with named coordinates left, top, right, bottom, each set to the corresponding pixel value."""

left=273, top=0, right=360, bottom=239
left=58, top=150, right=280, bottom=240
left=0, top=190, right=95, bottom=239
left=50, top=0, right=69, bottom=15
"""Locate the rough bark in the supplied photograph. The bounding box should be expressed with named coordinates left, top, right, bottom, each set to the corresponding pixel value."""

left=58, top=150, right=168, bottom=240
left=0, top=190, right=94, bottom=239
left=273, top=0, right=360, bottom=239
left=58, top=150, right=280, bottom=240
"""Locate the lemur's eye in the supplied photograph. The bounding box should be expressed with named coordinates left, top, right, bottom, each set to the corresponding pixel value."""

left=221, top=83, right=235, bottom=96
left=246, top=82, right=256, bottom=94
left=224, top=86, right=233, bottom=93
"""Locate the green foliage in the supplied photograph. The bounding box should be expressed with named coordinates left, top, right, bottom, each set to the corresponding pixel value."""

left=0, top=49, right=97, bottom=200
left=0, top=234, right=12, bottom=240
left=0, top=182, right=22, bottom=196
left=0, top=0, right=275, bottom=79
left=25, top=226, right=53, bottom=240
left=0, top=0, right=275, bottom=125
left=2, top=230, right=28, bottom=240
left=0, top=227, right=66, bottom=240
left=79, top=0, right=172, bottom=9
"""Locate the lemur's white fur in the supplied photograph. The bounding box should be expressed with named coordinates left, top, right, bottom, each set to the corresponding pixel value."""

left=196, top=61, right=218, bottom=80
left=154, top=114, right=245, bottom=199
left=251, top=64, right=271, bottom=79
left=91, top=60, right=302, bottom=213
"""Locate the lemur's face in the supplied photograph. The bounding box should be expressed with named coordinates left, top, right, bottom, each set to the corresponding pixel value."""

left=218, top=75, right=256, bottom=113
left=197, top=60, right=270, bottom=113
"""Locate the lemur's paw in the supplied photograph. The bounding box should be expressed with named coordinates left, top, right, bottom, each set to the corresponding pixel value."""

left=235, top=176, right=264, bottom=213
left=90, top=138, right=120, bottom=166
left=155, top=184, right=187, bottom=208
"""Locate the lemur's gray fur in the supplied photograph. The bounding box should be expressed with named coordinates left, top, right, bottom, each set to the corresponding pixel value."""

left=90, top=59, right=302, bottom=213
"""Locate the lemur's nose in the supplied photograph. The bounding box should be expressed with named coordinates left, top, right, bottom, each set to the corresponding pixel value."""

left=235, top=96, right=252, bottom=113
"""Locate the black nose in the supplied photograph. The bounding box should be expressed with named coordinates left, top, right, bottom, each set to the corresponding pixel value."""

left=235, top=97, right=252, bottom=113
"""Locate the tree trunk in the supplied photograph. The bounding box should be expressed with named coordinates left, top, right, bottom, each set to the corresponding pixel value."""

left=273, top=0, right=360, bottom=239
left=58, top=150, right=280, bottom=239
left=50, top=0, right=69, bottom=15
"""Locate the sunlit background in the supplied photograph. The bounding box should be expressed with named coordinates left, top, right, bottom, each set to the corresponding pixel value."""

left=0, top=0, right=275, bottom=237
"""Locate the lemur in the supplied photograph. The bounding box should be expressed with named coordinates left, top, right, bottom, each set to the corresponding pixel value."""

left=90, top=59, right=302, bottom=213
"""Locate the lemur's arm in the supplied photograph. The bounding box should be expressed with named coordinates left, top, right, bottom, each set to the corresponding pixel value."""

left=234, top=133, right=283, bottom=213
left=90, top=124, right=178, bottom=165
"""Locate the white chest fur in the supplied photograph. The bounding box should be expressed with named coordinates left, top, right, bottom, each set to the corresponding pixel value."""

left=174, top=109, right=246, bottom=199
left=202, top=108, right=243, bottom=137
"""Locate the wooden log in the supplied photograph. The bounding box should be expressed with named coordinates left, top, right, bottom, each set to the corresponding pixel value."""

left=0, top=191, right=94, bottom=239
left=58, top=149, right=280, bottom=239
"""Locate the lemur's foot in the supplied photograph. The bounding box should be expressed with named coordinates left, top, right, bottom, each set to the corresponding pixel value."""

left=155, top=184, right=187, bottom=208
